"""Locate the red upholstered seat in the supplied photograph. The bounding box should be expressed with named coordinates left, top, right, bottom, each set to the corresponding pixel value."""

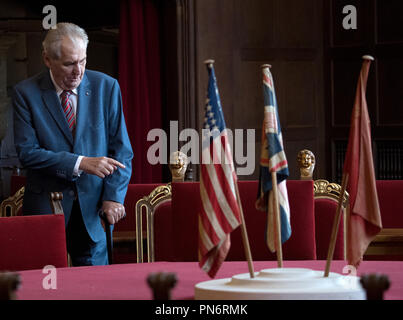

left=314, top=198, right=345, bottom=260
left=171, top=182, right=199, bottom=261
left=0, top=214, right=67, bottom=271
left=364, top=180, right=403, bottom=261
left=154, top=201, right=174, bottom=261
left=376, top=180, right=403, bottom=228
left=171, top=180, right=316, bottom=261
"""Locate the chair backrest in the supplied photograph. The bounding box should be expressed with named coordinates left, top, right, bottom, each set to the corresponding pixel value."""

left=364, top=180, right=403, bottom=260
left=313, top=179, right=348, bottom=260
left=0, top=214, right=68, bottom=271
left=135, top=184, right=172, bottom=262
left=376, top=180, right=403, bottom=228
left=171, top=180, right=316, bottom=262
left=229, top=180, right=316, bottom=261
left=0, top=192, right=68, bottom=272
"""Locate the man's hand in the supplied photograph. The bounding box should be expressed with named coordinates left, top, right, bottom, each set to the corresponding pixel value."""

left=100, top=200, right=126, bottom=226
left=79, top=156, right=125, bottom=178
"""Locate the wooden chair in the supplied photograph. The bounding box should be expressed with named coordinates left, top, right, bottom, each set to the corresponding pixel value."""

left=131, top=151, right=188, bottom=263
left=297, top=149, right=348, bottom=260
left=135, top=184, right=172, bottom=262
left=0, top=192, right=68, bottom=271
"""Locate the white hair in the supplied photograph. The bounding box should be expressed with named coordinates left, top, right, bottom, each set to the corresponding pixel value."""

left=42, top=22, right=89, bottom=59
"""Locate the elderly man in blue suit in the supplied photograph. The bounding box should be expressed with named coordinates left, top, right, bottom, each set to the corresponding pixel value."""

left=12, top=23, right=133, bottom=266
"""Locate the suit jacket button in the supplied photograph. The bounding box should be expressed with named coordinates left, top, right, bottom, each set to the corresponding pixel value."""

left=69, top=190, right=75, bottom=197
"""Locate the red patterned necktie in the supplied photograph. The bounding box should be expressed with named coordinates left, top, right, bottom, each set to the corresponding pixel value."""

left=60, top=90, right=76, bottom=133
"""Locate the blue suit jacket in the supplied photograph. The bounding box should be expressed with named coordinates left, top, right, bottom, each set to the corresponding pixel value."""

left=13, top=69, right=133, bottom=242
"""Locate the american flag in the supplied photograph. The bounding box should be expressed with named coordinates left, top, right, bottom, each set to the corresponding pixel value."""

left=198, top=62, right=242, bottom=278
left=256, top=65, right=291, bottom=253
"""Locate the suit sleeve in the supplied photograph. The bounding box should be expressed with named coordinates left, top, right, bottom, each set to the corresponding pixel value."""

left=101, top=80, right=133, bottom=204
left=13, top=86, right=79, bottom=181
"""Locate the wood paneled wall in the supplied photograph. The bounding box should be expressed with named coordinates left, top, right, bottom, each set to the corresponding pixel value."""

left=325, top=0, right=403, bottom=182
left=166, top=0, right=403, bottom=182
left=193, top=0, right=325, bottom=180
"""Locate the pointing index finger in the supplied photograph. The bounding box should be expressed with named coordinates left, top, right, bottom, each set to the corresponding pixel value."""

left=108, top=158, right=125, bottom=169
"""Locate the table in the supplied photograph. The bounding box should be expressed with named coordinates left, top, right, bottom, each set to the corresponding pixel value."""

left=16, top=260, right=403, bottom=300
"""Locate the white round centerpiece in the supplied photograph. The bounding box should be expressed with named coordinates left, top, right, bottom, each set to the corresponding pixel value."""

left=195, top=267, right=365, bottom=300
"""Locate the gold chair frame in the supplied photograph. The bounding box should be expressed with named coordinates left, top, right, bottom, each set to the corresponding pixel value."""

left=135, top=183, right=172, bottom=263
left=313, top=179, right=349, bottom=260
left=0, top=187, right=25, bottom=217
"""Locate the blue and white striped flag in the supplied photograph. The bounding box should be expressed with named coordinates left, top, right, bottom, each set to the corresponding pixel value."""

left=256, top=65, right=291, bottom=253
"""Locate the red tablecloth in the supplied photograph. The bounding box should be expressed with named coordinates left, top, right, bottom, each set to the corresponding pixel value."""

left=16, top=260, right=403, bottom=300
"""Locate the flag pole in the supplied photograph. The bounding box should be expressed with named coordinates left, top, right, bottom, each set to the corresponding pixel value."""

left=271, top=171, right=283, bottom=268
left=204, top=59, right=255, bottom=279
left=234, top=183, right=255, bottom=278
left=324, top=173, right=349, bottom=277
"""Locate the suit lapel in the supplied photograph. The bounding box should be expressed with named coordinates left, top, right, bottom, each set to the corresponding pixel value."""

left=40, top=71, right=74, bottom=145
left=75, top=73, right=91, bottom=146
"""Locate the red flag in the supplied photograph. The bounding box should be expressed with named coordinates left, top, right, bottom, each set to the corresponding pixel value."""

left=198, top=62, right=241, bottom=278
left=343, top=57, right=382, bottom=267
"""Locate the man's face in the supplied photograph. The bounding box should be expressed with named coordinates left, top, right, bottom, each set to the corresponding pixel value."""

left=43, top=37, right=87, bottom=90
